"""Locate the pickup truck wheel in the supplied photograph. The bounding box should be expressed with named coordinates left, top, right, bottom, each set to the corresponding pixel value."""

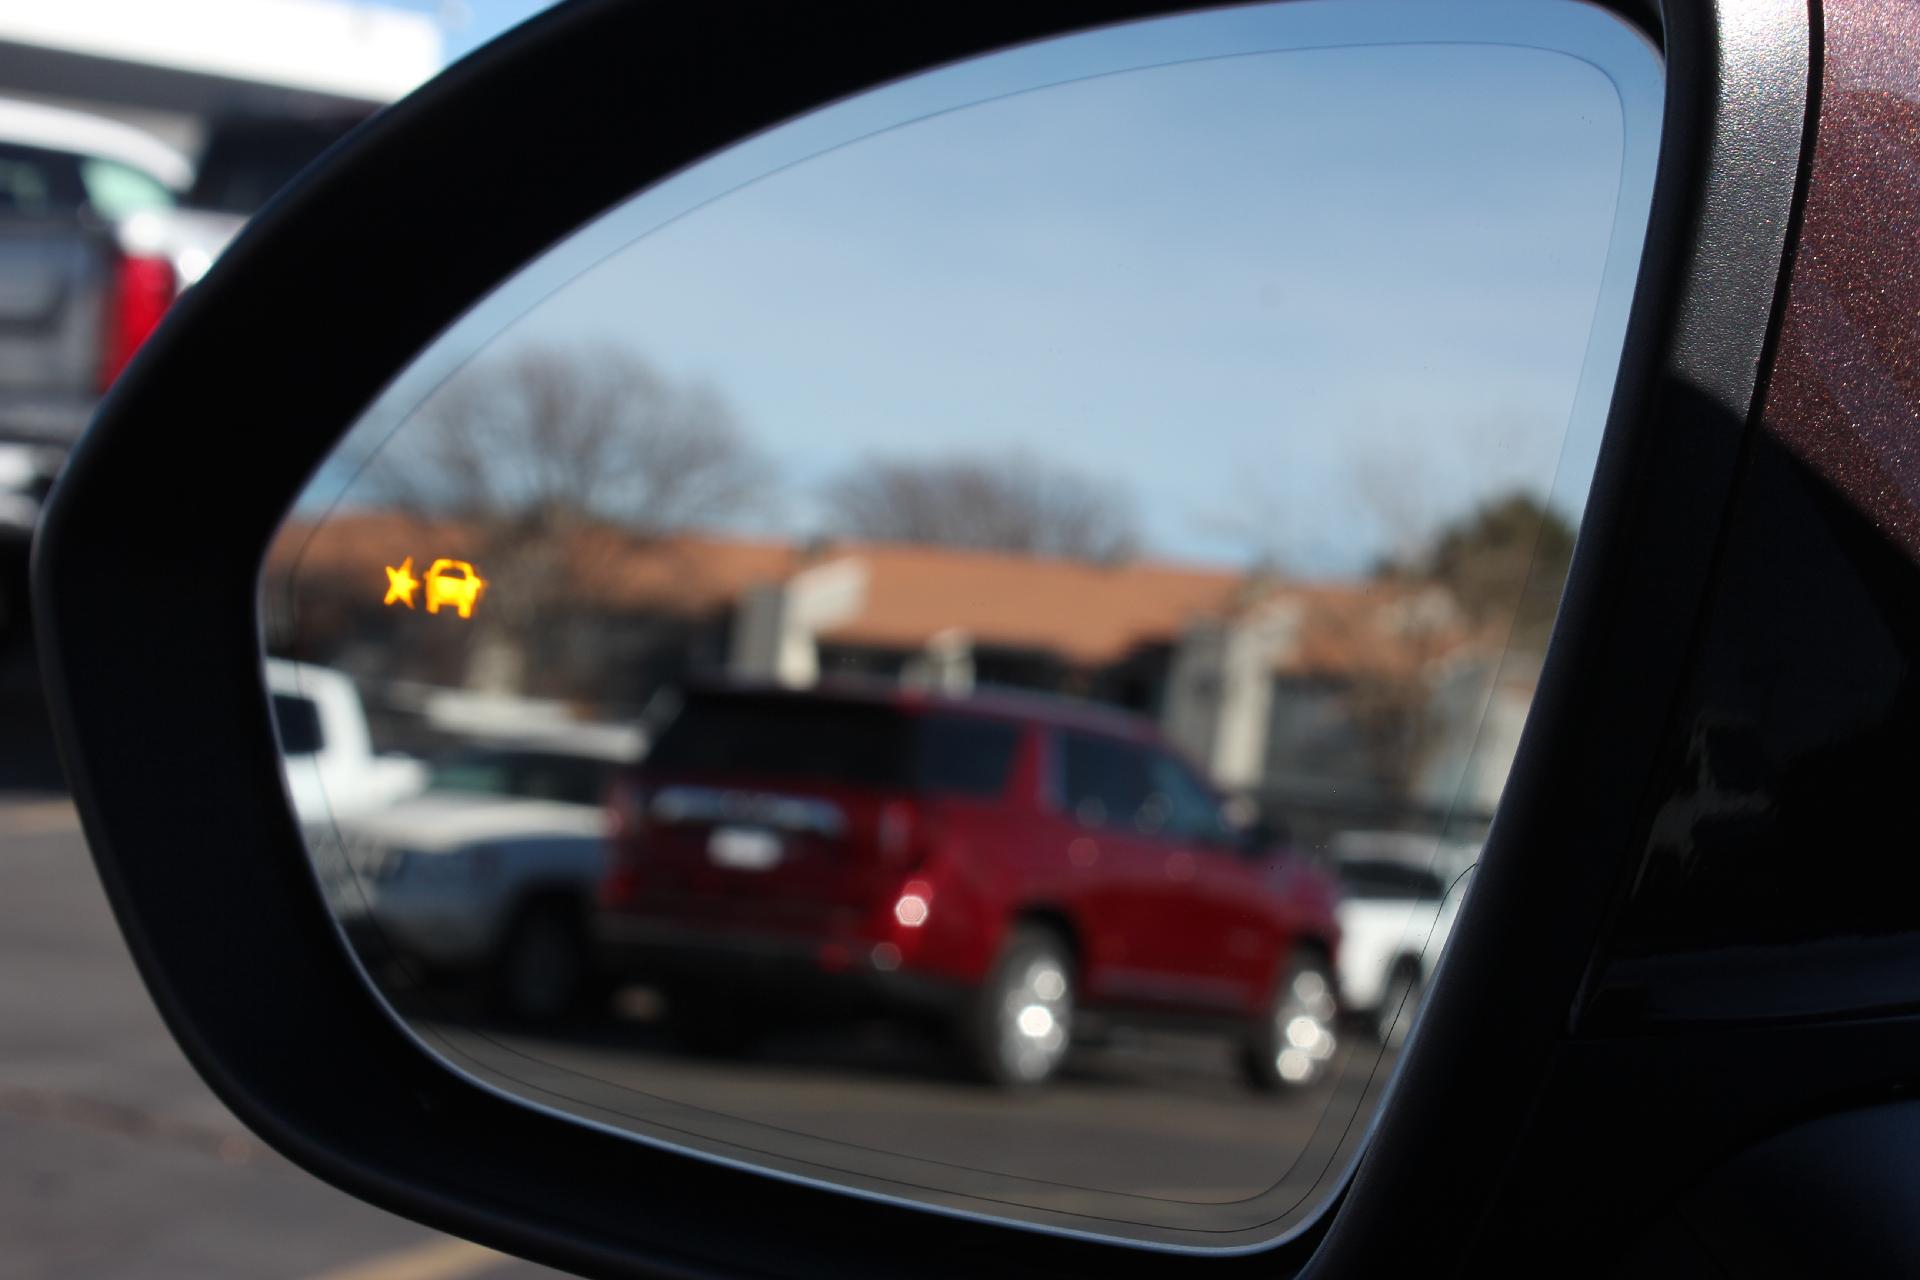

left=492, top=900, right=591, bottom=1025
left=966, top=925, right=1074, bottom=1088
left=1240, top=950, right=1339, bottom=1092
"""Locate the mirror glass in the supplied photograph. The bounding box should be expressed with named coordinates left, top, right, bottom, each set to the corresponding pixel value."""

left=264, top=0, right=1660, bottom=1248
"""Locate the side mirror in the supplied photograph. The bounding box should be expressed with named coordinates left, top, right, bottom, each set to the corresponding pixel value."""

left=26, top=0, right=1822, bottom=1275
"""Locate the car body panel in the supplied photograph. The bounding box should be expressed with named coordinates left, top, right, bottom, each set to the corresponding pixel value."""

left=1601, top=0, right=1920, bottom=998
left=1330, top=832, right=1476, bottom=1016
left=328, top=793, right=606, bottom=968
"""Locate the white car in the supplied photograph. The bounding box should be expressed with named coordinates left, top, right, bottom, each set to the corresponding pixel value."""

left=323, top=737, right=641, bottom=1022
left=1332, top=831, right=1479, bottom=1047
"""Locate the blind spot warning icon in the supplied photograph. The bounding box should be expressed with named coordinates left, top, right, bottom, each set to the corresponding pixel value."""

left=423, top=559, right=487, bottom=619
left=384, top=557, right=485, bottom=619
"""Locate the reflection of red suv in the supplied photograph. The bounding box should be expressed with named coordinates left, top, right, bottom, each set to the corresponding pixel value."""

left=597, top=682, right=1341, bottom=1089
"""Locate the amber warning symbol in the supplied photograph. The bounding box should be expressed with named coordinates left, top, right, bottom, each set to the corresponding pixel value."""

left=384, top=556, right=486, bottom=620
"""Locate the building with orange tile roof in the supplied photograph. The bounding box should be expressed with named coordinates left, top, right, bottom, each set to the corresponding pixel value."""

left=267, top=511, right=1522, bottom=825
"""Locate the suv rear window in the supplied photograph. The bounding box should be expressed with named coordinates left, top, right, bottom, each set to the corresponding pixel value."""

left=644, top=694, right=1019, bottom=797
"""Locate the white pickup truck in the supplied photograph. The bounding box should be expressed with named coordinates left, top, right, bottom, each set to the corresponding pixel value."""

left=268, top=659, right=646, bottom=1022
left=1331, top=830, right=1479, bottom=1048
left=0, top=100, right=241, bottom=451
left=266, top=658, right=428, bottom=823
left=0, top=102, right=363, bottom=640
left=0, top=100, right=243, bottom=639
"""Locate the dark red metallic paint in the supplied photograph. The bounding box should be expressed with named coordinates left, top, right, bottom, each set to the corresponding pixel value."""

left=1609, top=0, right=1920, bottom=995
left=1764, top=0, right=1920, bottom=542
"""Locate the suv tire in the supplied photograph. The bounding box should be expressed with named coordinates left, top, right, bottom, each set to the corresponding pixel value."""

left=491, top=898, right=592, bottom=1025
left=1241, top=948, right=1338, bottom=1091
left=966, top=924, right=1075, bottom=1087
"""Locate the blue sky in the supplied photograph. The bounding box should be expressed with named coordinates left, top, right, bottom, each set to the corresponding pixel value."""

left=322, top=0, right=1662, bottom=575
left=380, top=0, right=558, bottom=62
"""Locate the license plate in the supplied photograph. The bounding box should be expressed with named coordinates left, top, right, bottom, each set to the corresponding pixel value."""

left=708, top=826, right=783, bottom=871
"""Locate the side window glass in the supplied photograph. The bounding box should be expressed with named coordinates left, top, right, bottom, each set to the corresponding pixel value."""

left=556, top=759, right=615, bottom=806
left=79, top=158, right=176, bottom=220
left=518, top=758, right=565, bottom=801
left=0, top=143, right=82, bottom=216
left=0, top=156, right=50, bottom=216
left=271, top=694, right=324, bottom=756
left=918, top=716, right=1021, bottom=798
left=1059, top=731, right=1150, bottom=830
left=1149, top=753, right=1234, bottom=845
left=514, top=756, right=614, bottom=805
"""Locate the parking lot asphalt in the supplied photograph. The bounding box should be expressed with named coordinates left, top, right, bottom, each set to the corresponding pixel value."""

left=0, top=647, right=556, bottom=1279
left=404, top=998, right=1348, bottom=1217
left=0, top=643, right=1379, bottom=1271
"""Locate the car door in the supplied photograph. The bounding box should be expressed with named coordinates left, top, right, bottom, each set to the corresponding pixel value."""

left=1050, top=727, right=1174, bottom=1008
left=1144, top=747, right=1275, bottom=1017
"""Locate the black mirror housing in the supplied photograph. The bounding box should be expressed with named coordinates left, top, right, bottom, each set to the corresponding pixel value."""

left=29, top=0, right=1828, bottom=1274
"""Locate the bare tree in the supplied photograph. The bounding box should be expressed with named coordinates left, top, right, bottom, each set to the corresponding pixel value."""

left=370, top=345, right=768, bottom=693
left=377, top=344, right=765, bottom=535
left=822, top=452, right=1140, bottom=563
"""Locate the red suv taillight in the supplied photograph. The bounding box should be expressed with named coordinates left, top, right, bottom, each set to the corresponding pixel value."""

left=892, top=879, right=933, bottom=928
left=601, top=779, right=649, bottom=906
left=607, top=779, right=649, bottom=842
left=97, top=252, right=177, bottom=392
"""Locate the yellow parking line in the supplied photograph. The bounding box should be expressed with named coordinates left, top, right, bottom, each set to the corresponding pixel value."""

left=302, top=1237, right=511, bottom=1280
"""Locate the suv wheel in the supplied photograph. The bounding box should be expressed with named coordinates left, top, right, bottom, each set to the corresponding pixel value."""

left=968, top=925, right=1074, bottom=1087
left=1241, top=950, right=1338, bottom=1092
left=492, top=899, right=590, bottom=1024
